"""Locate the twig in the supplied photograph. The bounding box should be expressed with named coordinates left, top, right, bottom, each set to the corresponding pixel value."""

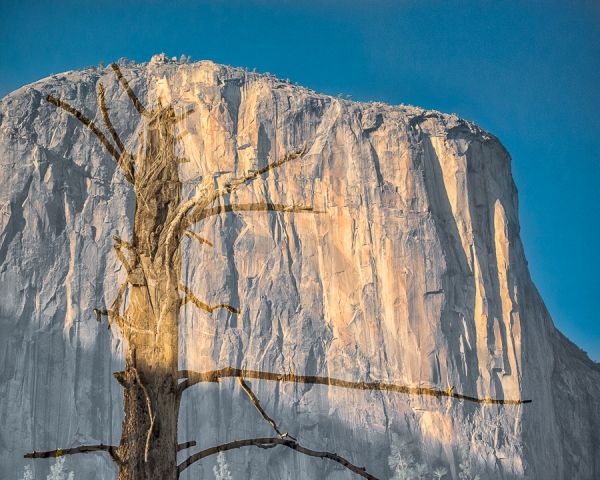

left=178, top=367, right=532, bottom=405
left=93, top=308, right=108, bottom=323
left=25, top=444, right=121, bottom=466
left=179, top=283, right=241, bottom=314
left=177, top=441, right=197, bottom=452
left=177, top=437, right=378, bottom=479
left=237, top=377, right=296, bottom=441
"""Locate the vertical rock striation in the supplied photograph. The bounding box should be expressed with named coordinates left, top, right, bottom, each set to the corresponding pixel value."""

left=1, top=58, right=598, bottom=479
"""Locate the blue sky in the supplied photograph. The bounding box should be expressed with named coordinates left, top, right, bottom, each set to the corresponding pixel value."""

left=1, top=0, right=598, bottom=361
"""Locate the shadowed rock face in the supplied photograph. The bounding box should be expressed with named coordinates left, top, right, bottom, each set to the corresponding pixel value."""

left=1, top=59, right=599, bottom=479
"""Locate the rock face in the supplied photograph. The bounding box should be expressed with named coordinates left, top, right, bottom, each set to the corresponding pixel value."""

left=1, top=58, right=599, bottom=479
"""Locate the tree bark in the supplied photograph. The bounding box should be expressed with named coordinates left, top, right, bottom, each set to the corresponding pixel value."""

left=116, top=108, right=182, bottom=479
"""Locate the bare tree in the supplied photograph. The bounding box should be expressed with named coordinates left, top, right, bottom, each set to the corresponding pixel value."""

left=24, top=64, right=530, bottom=479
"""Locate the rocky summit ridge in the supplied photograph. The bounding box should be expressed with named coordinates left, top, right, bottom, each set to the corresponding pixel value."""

left=0, top=57, right=599, bottom=479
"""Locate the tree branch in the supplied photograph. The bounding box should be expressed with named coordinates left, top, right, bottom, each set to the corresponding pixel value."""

left=237, top=377, right=296, bottom=441
left=108, top=280, right=129, bottom=330
left=175, top=129, right=190, bottom=145
left=25, top=444, right=121, bottom=466
left=178, top=367, right=532, bottom=405
left=184, top=230, right=213, bottom=247
left=45, top=94, right=135, bottom=184
left=182, top=144, right=308, bottom=229
left=46, top=95, right=119, bottom=161
left=112, top=235, right=136, bottom=253
left=113, top=244, right=132, bottom=274
left=185, top=202, right=322, bottom=229
left=177, top=441, right=197, bottom=452
left=177, top=437, right=378, bottom=479
left=97, top=84, right=135, bottom=184
left=110, top=64, right=151, bottom=118
left=179, top=283, right=241, bottom=314
left=97, top=83, right=125, bottom=153
left=176, top=109, right=195, bottom=123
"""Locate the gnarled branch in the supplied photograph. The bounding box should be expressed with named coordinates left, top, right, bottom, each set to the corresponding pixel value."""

left=177, top=437, right=378, bottom=479
left=178, top=367, right=532, bottom=405
left=237, top=377, right=296, bottom=441
left=179, top=283, right=240, bottom=314
left=110, top=63, right=150, bottom=118
left=25, top=444, right=121, bottom=466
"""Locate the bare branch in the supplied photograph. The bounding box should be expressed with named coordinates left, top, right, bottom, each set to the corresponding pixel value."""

left=97, top=83, right=125, bottom=153
left=237, top=377, right=296, bottom=441
left=177, top=437, right=378, bottom=479
left=25, top=444, right=121, bottom=466
left=176, top=109, right=195, bottom=123
left=112, top=235, right=136, bottom=252
left=179, top=283, right=241, bottom=314
left=110, top=64, right=150, bottom=118
left=113, top=245, right=132, bottom=274
left=108, top=280, right=129, bottom=330
left=46, top=95, right=118, bottom=160
left=93, top=308, right=108, bottom=323
left=182, top=144, right=308, bottom=229
left=184, top=230, right=213, bottom=247
left=175, top=129, right=190, bottom=144
left=178, top=367, right=532, bottom=405
left=177, top=441, right=197, bottom=452
left=97, top=85, right=136, bottom=184
left=132, top=367, right=155, bottom=463
left=186, top=202, right=322, bottom=229
left=45, top=94, right=135, bottom=184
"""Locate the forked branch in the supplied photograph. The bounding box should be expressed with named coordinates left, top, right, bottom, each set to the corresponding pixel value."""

left=178, top=367, right=532, bottom=405
left=237, top=377, right=296, bottom=441
left=177, top=437, right=378, bottom=479
left=25, top=444, right=121, bottom=466
left=45, top=93, right=134, bottom=184
left=179, top=283, right=241, bottom=314
left=182, top=144, right=308, bottom=229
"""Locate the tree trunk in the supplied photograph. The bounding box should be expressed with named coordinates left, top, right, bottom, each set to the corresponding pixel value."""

left=116, top=112, right=183, bottom=479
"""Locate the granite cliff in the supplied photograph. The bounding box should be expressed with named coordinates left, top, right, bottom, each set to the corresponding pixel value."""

left=1, top=56, right=599, bottom=479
